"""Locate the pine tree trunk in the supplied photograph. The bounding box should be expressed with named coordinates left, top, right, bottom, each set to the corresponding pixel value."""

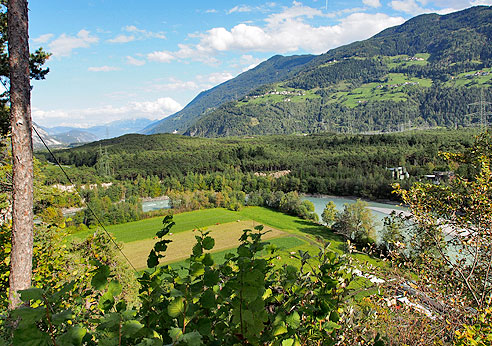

left=8, top=0, right=33, bottom=309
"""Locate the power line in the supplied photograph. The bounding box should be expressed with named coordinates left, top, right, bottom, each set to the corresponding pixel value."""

left=467, top=88, right=492, bottom=129
left=31, top=124, right=138, bottom=273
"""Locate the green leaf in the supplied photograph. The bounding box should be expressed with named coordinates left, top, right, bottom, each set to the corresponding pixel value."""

left=282, top=339, right=295, bottom=346
left=204, top=270, right=220, bottom=286
left=98, top=290, right=115, bottom=312
left=197, top=318, right=212, bottom=336
left=243, top=286, right=259, bottom=302
left=168, top=327, right=183, bottom=342
left=190, top=263, right=205, bottom=277
left=147, top=249, right=159, bottom=268
left=202, top=253, right=214, bottom=267
left=199, top=290, right=215, bottom=309
left=52, top=310, right=74, bottom=324
left=202, top=236, right=215, bottom=250
left=91, top=265, right=110, bottom=290
left=286, top=311, right=301, bottom=330
left=19, top=288, right=43, bottom=302
left=56, top=326, right=87, bottom=346
left=108, top=280, right=122, bottom=296
left=167, top=298, right=185, bottom=318
left=182, top=331, right=202, bottom=346
left=121, top=320, right=144, bottom=336
left=273, top=322, right=288, bottom=336
left=11, top=306, right=45, bottom=325
left=13, top=325, right=51, bottom=345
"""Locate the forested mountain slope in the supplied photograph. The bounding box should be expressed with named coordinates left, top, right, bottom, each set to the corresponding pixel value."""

left=182, top=6, right=492, bottom=137
left=142, top=54, right=315, bottom=134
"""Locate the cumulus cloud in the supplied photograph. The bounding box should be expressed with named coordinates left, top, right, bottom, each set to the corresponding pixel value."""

left=32, top=97, right=183, bottom=127
left=146, top=2, right=405, bottom=63
left=126, top=56, right=146, bottom=66
left=108, top=34, right=135, bottom=43
left=32, top=33, right=54, bottom=44
left=88, top=66, right=121, bottom=72
left=124, top=25, right=166, bottom=39
left=147, top=78, right=199, bottom=91
left=362, top=0, right=382, bottom=7
left=48, top=30, right=99, bottom=57
left=147, top=50, right=176, bottom=63
left=228, top=5, right=254, bottom=14
left=390, top=0, right=427, bottom=14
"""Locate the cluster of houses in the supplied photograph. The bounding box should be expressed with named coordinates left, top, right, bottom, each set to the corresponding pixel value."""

left=404, top=56, right=425, bottom=61
left=376, top=81, right=420, bottom=89
left=246, top=89, right=305, bottom=100
left=464, top=70, right=490, bottom=78
left=387, top=166, right=455, bottom=184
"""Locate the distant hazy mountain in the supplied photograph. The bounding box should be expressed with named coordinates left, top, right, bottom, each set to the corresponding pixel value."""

left=52, top=129, right=99, bottom=144
left=32, top=123, right=63, bottom=149
left=43, top=118, right=154, bottom=141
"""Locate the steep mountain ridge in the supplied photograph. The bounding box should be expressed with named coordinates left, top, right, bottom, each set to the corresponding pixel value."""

left=142, top=54, right=315, bottom=134
left=181, top=6, right=492, bottom=137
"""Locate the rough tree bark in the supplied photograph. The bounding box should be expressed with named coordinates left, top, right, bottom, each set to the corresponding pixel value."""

left=7, top=0, right=33, bottom=309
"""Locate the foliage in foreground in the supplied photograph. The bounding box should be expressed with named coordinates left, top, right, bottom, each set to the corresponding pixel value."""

left=4, top=216, right=351, bottom=345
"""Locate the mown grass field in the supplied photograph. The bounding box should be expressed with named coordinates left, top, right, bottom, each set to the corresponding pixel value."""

left=123, top=220, right=288, bottom=269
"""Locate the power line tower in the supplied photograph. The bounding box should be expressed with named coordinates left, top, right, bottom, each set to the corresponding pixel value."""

left=467, top=88, right=492, bottom=129
left=98, top=145, right=111, bottom=177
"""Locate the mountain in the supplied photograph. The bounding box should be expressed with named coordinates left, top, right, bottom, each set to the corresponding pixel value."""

left=142, top=54, right=315, bottom=134
left=32, top=123, right=63, bottom=149
left=44, top=118, right=154, bottom=141
left=158, top=6, right=491, bottom=137
left=52, top=129, right=99, bottom=145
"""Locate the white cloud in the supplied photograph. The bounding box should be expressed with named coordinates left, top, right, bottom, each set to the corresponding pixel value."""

left=32, top=97, right=183, bottom=127
left=124, top=25, right=166, bottom=39
left=108, top=34, right=135, bottom=43
left=32, top=33, right=54, bottom=44
left=147, top=51, right=176, bottom=63
left=239, top=54, right=265, bottom=71
left=198, top=72, right=234, bottom=85
left=148, top=78, right=199, bottom=91
left=390, top=0, right=427, bottom=14
left=362, top=0, right=382, bottom=8
left=148, top=3, right=405, bottom=62
left=205, top=9, right=218, bottom=13
left=228, top=5, right=254, bottom=14
left=48, top=30, right=99, bottom=57
left=88, top=66, right=121, bottom=72
left=126, top=56, right=146, bottom=66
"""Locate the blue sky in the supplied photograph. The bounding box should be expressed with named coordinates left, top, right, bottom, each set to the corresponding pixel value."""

left=28, top=0, right=491, bottom=128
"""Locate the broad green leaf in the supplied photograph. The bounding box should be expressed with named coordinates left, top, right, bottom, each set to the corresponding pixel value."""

left=55, top=326, right=87, bottom=346
left=199, top=289, right=215, bottom=309
left=52, top=310, right=74, bottom=324
left=19, top=288, right=43, bottom=302
left=147, top=249, right=159, bottom=268
left=108, top=280, right=122, bottom=296
left=168, top=327, right=183, bottom=342
left=202, top=253, right=214, bottom=267
left=197, top=318, right=212, bottom=336
left=204, top=270, right=219, bottom=286
left=91, top=265, right=110, bottom=290
left=243, top=286, right=259, bottom=302
left=182, top=331, right=202, bottom=346
left=282, top=339, right=295, bottom=346
left=286, top=311, right=301, bottom=329
left=121, top=320, right=144, bottom=336
left=190, top=263, right=205, bottom=277
left=13, top=325, right=51, bottom=346
left=98, top=290, right=115, bottom=311
left=273, top=322, right=288, bottom=336
left=167, top=298, right=185, bottom=317
left=202, top=236, right=215, bottom=250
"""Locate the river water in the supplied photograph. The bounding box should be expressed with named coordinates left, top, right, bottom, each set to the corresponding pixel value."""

left=141, top=195, right=407, bottom=226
